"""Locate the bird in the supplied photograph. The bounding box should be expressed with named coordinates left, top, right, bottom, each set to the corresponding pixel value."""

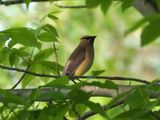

left=63, top=35, right=96, bottom=77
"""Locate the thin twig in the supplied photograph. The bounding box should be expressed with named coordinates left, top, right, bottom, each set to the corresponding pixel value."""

left=55, top=4, right=86, bottom=9
left=11, top=48, right=34, bottom=89
left=0, top=64, right=150, bottom=84
left=11, top=65, right=30, bottom=89
left=78, top=88, right=135, bottom=120
left=53, top=43, right=61, bottom=76
left=78, top=99, right=124, bottom=120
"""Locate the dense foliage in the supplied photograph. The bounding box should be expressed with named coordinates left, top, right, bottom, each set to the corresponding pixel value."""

left=0, top=0, right=160, bottom=120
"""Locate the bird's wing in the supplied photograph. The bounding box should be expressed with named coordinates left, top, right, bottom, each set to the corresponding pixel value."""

left=63, top=47, right=86, bottom=76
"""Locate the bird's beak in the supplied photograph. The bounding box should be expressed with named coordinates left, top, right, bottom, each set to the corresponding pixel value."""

left=90, top=36, right=96, bottom=40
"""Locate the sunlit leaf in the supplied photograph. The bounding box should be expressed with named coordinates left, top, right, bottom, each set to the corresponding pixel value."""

left=42, top=24, right=58, bottom=37
left=84, top=100, right=108, bottom=118
left=34, top=48, right=53, bottom=61
left=22, top=74, right=34, bottom=88
left=22, top=64, right=38, bottom=88
left=3, top=28, right=41, bottom=49
left=75, top=103, right=87, bottom=115
left=38, top=32, right=58, bottom=42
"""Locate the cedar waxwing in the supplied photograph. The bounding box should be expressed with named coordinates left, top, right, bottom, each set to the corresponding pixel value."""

left=63, top=35, right=96, bottom=76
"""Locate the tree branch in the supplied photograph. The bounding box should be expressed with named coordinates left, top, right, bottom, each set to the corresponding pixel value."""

left=1, top=85, right=159, bottom=101
left=11, top=48, right=34, bottom=89
left=0, top=0, right=159, bottom=17
left=11, top=65, right=30, bottom=89
left=0, top=85, right=160, bottom=101
left=0, top=0, right=62, bottom=6
left=0, top=64, right=150, bottom=84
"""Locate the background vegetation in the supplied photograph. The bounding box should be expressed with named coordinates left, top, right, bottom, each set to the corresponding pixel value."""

left=0, top=0, right=160, bottom=120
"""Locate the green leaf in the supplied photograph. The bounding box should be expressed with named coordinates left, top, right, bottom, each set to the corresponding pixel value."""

left=3, top=28, right=41, bottom=49
left=75, top=103, right=87, bottom=115
left=68, top=89, right=90, bottom=103
left=84, top=100, right=108, bottom=118
left=8, top=39, right=17, bottom=48
left=14, top=47, right=30, bottom=57
left=22, top=64, right=38, bottom=88
left=0, top=89, right=26, bottom=105
left=0, top=32, right=9, bottom=41
left=0, top=33, right=9, bottom=48
left=24, top=0, right=31, bottom=8
left=104, top=81, right=118, bottom=90
left=39, top=61, right=63, bottom=72
left=34, top=48, right=53, bottom=61
left=100, top=0, right=112, bottom=14
left=42, top=24, right=58, bottom=37
left=125, top=18, right=147, bottom=35
left=34, top=27, right=42, bottom=38
left=124, top=87, right=149, bottom=110
left=91, top=70, right=105, bottom=76
left=37, top=104, right=68, bottom=120
left=141, top=21, right=160, bottom=46
left=9, top=52, right=20, bottom=66
left=0, top=47, right=10, bottom=64
left=38, top=32, right=58, bottom=42
left=85, top=0, right=100, bottom=8
left=121, top=0, right=134, bottom=12
left=9, top=48, right=29, bottom=66
left=22, top=74, right=34, bottom=88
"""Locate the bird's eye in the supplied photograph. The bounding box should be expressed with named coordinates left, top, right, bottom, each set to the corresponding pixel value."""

left=87, top=38, right=90, bottom=40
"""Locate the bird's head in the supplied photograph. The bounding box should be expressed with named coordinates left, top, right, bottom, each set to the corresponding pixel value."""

left=80, top=35, right=96, bottom=46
